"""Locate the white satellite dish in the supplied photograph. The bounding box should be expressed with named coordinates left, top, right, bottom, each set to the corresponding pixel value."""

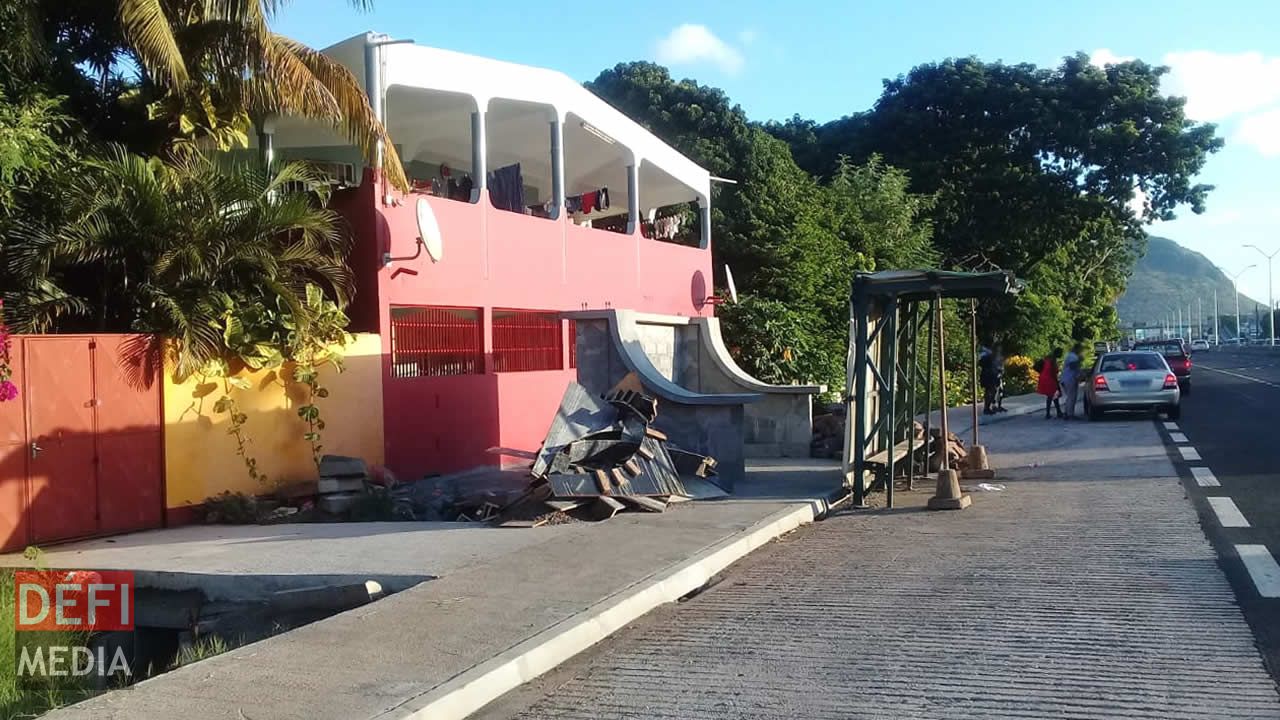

left=724, top=264, right=739, bottom=303
left=416, top=196, right=443, bottom=262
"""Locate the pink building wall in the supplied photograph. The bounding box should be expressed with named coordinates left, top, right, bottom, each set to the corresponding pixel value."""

left=334, top=174, right=714, bottom=478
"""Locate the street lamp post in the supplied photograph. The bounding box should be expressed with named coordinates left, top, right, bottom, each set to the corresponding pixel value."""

left=1246, top=245, right=1280, bottom=346
left=1229, top=265, right=1256, bottom=344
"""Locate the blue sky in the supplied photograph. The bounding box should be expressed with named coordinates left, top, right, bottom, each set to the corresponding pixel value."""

left=276, top=0, right=1280, bottom=303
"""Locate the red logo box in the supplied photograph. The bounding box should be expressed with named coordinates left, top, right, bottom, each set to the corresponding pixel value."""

left=14, top=570, right=134, bottom=632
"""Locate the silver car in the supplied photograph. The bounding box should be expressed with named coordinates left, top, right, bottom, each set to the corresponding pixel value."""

left=1084, top=351, right=1181, bottom=421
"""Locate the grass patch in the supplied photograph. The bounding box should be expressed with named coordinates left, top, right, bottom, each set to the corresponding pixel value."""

left=0, top=562, right=98, bottom=719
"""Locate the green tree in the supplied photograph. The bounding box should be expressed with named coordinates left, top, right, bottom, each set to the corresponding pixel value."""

left=2, top=0, right=408, bottom=190
left=4, top=147, right=352, bottom=378
left=774, top=54, right=1222, bottom=351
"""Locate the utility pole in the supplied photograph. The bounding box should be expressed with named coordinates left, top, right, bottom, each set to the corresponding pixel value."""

left=1198, top=297, right=1203, bottom=340
left=1178, top=306, right=1183, bottom=340
left=1246, top=244, right=1280, bottom=346
left=1230, top=265, right=1255, bottom=343
left=1214, top=290, right=1219, bottom=345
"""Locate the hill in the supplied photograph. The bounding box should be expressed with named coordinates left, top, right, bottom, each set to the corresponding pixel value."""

left=1117, top=236, right=1263, bottom=336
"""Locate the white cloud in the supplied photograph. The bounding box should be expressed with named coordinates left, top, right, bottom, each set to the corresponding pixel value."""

left=737, top=29, right=758, bottom=47
left=1236, top=108, right=1280, bottom=156
left=655, top=24, right=744, bottom=75
left=1089, top=48, right=1136, bottom=67
left=1162, top=50, right=1280, bottom=122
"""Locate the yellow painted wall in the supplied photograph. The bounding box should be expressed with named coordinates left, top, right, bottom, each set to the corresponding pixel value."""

left=163, top=333, right=385, bottom=509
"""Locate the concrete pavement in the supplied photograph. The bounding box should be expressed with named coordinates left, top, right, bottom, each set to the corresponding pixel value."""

left=481, top=409, right=1280, bottom=719
left=44, top=461, right=842, bottom=720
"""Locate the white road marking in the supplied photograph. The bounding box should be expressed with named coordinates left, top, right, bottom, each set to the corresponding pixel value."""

left=1169, top=432, right=1189, bottom=443
left=1236, top=545, right=1280, bottom=598
left=1201, top=365, right=1280, bottom=388
left=1209, top=497, right=1250, bottom=528
left=1191, top=467, right=1220, bottom=487
left=1163, top=422, right=1179, bottom=430
left=1179, top=446, right=1202, bottom=461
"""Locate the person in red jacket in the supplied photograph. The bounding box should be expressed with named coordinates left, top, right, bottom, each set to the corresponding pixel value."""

left=1036, top=348, right=1064, bottom=419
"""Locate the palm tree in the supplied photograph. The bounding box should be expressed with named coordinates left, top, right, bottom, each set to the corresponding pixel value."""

left=6, top=145, right=354, bottom=378
left=117, top=0, right=408, bottom=190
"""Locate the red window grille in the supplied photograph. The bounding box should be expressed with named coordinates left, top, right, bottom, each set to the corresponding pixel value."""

left=568, top=320, right=577, bottom=369
left=492, top=310, right=563, bottom=372
left=390, top=306, right=484, bottom=378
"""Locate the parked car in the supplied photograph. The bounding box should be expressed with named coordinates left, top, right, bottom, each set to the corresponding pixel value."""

left=1084, top=351, right=1181, bottom=420
left=1093, top=341, right=1112, bottom=354
left=1132, top=339, right=1191, bottom=394
left=1191, top=339, right=1210, bottom=351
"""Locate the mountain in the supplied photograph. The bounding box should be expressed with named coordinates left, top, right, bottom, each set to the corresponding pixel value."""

left=1117, top=236, right=1264, bottom=335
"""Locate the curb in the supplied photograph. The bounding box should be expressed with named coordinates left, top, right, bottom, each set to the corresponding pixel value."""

left=384, top=501, right=821, bottom=720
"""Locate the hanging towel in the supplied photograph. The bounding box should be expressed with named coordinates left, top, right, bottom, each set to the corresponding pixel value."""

left=581, top=191, right=598, bottom=215
left=486, top=163, right=524, bottom=212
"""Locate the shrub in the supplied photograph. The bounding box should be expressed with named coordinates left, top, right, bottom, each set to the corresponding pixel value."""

left=1004, top=355, right=1038, bottom=395
left=200, top=491, right=262, bottom=524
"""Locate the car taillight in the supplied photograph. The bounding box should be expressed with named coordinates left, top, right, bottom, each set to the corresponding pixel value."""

left=1186, top=357, right=1192, bottom=368
left=1163, top=373, right=1178, bottom=389
left=1094, top=374, right=1109, bottom=391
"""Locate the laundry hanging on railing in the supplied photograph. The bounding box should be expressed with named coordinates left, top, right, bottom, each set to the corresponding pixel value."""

left=566, top=187, right=610, bottom=214
left=642, top=214, right=683, bottom=241
left=487, top=163, right=525, bottom=212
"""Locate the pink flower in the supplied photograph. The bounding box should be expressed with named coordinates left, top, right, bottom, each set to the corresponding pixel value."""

left=0, top=381, right=17, bottom=402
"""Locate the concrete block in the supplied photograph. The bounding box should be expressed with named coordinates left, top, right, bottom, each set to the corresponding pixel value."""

left=318, top=477, right=364, bottom=494
left=319, top=492, right=360, bottom=514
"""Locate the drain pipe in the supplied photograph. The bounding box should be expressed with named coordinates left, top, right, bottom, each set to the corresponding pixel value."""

left=364, top=33, right=414, bottom=200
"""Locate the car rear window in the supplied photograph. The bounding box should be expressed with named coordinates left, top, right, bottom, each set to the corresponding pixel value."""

left=1136, top=342, right=1185, bottom=357
left=1099, top=354, right=1166, bottom=372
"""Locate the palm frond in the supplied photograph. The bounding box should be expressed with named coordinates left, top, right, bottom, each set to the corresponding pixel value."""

left=255, top=33, right=408, bottom=191
left=118, top=0, right=190, bottom=88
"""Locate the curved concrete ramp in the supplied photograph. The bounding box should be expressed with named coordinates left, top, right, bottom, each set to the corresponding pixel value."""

left=567, top=310, right=759, bottom=488
left=693, top=317, right=823, bottom=458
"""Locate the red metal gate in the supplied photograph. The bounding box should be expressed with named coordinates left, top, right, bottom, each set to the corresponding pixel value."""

left=0, top=335, right=163, bottom=551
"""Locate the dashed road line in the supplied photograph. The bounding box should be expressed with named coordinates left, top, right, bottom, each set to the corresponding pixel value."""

left=1190, top=467, right=1220, bottom=487
left=1236, top=545, right=1280, bottom=598
left=1179, top=446, right=1202, bottom=461
left=1169, top=432, right=1189, bottom=443
left=1209, top=497, right=1250, bottom=528
left=1163, top=421, right=1179, bottom=430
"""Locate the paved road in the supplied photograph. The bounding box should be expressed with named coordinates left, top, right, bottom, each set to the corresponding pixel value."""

left=477, top=410, right=1280, bottom=719
left=1167, top=345, right=1280, bottom=686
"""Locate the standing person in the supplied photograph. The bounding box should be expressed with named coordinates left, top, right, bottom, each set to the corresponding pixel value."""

left=1037, top=348, right=1064, bottom=419
left=993, top=345, right=1008, bottom=412
left=1060, top=342, right=1084, bottom=420
left=980, top=343, right=1000, bottom=415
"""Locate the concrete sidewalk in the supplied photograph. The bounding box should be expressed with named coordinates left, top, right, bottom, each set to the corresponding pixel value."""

left=484, top=413, right=1280, bottom=719
left=45, top=460, right=843, bottom=720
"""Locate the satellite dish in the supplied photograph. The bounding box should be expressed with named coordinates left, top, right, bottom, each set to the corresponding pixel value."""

left=416, top=197, right=443, bottom=262
left=724, top=264, right=739, bottom=303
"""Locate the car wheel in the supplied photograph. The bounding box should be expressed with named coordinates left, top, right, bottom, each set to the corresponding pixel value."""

left=1087, top=401, right=1102, bottom=421
left=1182, top=381, right=1192, bottom=396
left=1166, top=405, right=1181, bottom=421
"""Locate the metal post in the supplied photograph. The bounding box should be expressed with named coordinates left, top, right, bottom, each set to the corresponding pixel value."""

left=936, top=296, right=949, bottom=472
left=851, top=295, right=870, bottom=507
left=923, top=302, right=935, bottom=475
left=884, top=298, right=898, bottom=509
left=969, top=298, right=979, bottom=448
left=905, top=302, right=920, bottom=492
left=1214, top=290, right=1219, bottom=345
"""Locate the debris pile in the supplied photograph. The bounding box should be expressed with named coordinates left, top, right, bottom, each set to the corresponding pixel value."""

left=497, top=375, right=728, bottom=527
left=928, top=427, right=967, bottom=472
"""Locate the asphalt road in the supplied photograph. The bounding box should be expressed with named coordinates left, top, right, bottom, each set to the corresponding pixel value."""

left=1169, top=345, right=1280, bottom=686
